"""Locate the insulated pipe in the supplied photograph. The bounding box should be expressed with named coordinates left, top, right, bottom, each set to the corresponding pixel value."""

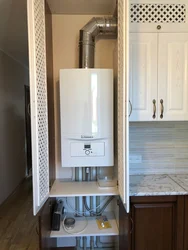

left=83, top=236, right=87, bottom=250
left=75, top=168, right=80, bottom=217
left=82, top=168, right=86, bottom=249
left=96, top=167, right=100, bottom=214
left=90, top=168, right=94, bottom=250
left=79, top=17, right=117, bottom=68
left=76, top=237, right=81, bottom=250
left=90, top=236, right=95, bottom=250
left=82, top=167, right=86, bottom=217
left=96, top=168, right=101, bottom=249
left=82, top=167, right=86, bottom=182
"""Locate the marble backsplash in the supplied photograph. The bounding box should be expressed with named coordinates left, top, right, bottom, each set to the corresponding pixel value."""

left=129, top=122, right=188, bottom=175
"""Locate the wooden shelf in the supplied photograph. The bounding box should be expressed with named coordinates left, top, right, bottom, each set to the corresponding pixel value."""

left=50, top=180, right=119, bottom=198
left=50, top=212, right=119, bottom=238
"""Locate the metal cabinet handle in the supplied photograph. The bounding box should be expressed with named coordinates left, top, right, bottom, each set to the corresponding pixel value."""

left=152, top=99, right=156, bottom=119
left=157, top=25, right=162, bottom=30
left=160, top=99, right=164, bottom=119
left=129, top=100, right=132, bottom=117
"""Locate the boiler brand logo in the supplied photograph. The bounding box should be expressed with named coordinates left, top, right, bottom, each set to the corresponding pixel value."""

left=81, top=135, right=94, bottom=139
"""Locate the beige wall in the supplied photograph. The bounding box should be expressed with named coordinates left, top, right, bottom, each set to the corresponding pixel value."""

left=52, top=15, right=116, bottom=178
left=0, top=50, right=28, bottom=204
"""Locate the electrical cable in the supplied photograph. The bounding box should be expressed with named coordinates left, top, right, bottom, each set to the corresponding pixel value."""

left=66, top=198, right=86, bottom=216
left=83, top=196, right=114, bottom=216
left=98, top=196, right=114, bottom=214
left=65, top=196, right=110, bottom=215
left=62, top=214, right=88, bottom=235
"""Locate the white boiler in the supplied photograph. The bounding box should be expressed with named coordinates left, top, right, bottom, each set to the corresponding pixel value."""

left=60, top=69, right=114, bottom=167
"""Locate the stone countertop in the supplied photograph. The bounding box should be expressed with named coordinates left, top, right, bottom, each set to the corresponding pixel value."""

left=169, top=174, right=188, bottom=191
left=130, top=174, right=188, bottom=196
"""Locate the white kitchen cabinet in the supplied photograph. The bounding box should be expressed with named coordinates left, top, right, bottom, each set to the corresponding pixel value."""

left=130, top=32, right=188, bottom=121
left=158, top=33, right=188, bottom=120
left=129, top=33, right=158, bottom=121
left=130, top=0, right=188, bottom=33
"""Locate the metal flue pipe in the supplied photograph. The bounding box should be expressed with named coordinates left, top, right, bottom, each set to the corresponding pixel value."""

left=79, top=17, right=117, bottom=68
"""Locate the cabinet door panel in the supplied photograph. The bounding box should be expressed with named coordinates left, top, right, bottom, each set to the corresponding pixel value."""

left=132, top=203, right=175, bottom=250
left=130, top=196, right=184, bottom=250
left=119, top=198, right=130, bottom=250
left=129, top=33, right=158, bottom=121
left=158, top=33, right=188, bottom=121
left=130, top=1, right=188, bottom=33
left=27, top=0, right=49, bottom=215
left=117, top=0, right=129, bottom=212
left=184, top=196, right=188, bottom=250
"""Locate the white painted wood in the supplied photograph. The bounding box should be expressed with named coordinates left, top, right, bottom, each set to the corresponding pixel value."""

left=27, top=0, right=49, bottom=215
left=129, top=33, right=158, bottom=121
left=50, top=211, right=118, bottom=238
left=158, top=33, right=188, bottom=121
left=50, top=180, right=119, bottom=197
left=117, top=0, right=129, bottom=213
left=46, top=0, right=116, bottom=15
left=130, top=0, right=188, bottom=33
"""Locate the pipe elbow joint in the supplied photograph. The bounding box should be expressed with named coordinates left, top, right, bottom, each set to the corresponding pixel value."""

left=79, top=16, right=117, bottom=68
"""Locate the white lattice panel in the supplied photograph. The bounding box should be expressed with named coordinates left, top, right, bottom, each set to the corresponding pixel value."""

left=130, top=3, right=186, bottom=23
left=117, top=0, right=129, bottom=212
left=27, top=0, right=49, bottom=215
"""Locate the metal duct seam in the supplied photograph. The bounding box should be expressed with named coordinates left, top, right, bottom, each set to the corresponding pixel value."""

left=79, top=17, right=117, bottom=68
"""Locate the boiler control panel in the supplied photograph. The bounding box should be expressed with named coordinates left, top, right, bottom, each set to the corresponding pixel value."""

left=71, top=142, right=105, bottom=157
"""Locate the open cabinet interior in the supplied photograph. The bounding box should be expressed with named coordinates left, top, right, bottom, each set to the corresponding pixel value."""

left=27, top=0, right=129, bottom=248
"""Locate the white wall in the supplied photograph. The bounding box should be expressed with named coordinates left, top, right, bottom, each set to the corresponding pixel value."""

left=0, top=50, right=29, bottom=204
left=52, top=15, right=116, bottom=179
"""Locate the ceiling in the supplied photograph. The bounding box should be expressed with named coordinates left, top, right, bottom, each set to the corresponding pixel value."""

left=0, top=0, right=28, bottom=67
left=47, top=0, right=116, bottom=15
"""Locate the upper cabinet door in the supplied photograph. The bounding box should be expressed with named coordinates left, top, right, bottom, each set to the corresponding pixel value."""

left=130, top=0, right=188, bottom=33
left=129, top=33, right=158, bottom=121
left=27, top=0, right=49, bottom=215
left=158, top=33, right=188, bottom=121
left=117, top=0, right=130, bottom=213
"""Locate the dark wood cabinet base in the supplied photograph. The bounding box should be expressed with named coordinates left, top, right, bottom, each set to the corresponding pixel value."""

left=184, top=196, right=188, bottom=250
left=119, top=196, right=186, bottom=250
left=130, top=196, right=185, bottom=250
left=119, top=200, right=130, bottom=250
